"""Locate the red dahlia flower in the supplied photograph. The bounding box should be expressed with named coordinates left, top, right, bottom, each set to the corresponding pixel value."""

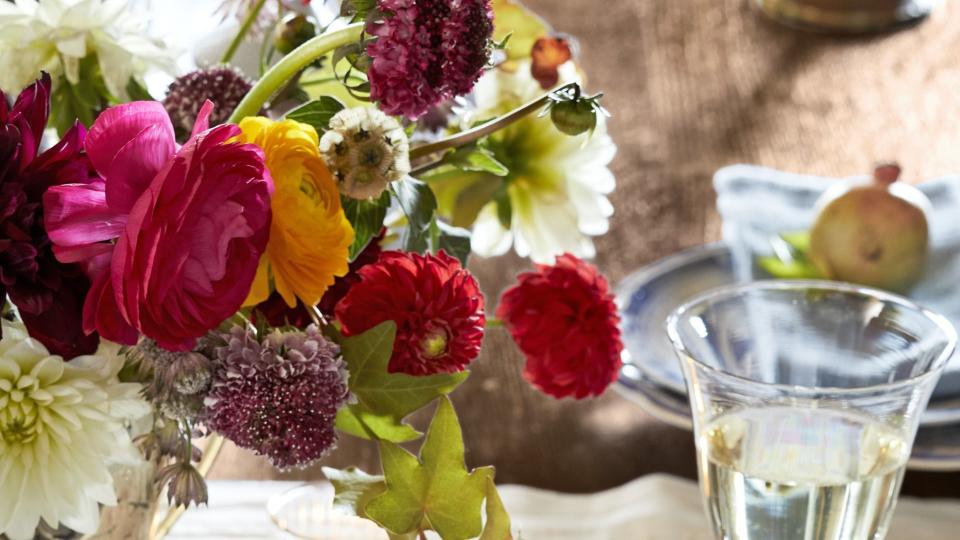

left=497, top=254, right=623, bottom=399
left=335, top=250, right=485, bottom=376
left=0, top=74, right=99, bottom=358
left=366, top=0, right=495, bottom=119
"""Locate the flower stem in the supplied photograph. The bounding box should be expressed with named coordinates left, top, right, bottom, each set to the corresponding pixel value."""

left=409, top=82, right=579, bottom=161
left=228, top=22, right=366, bottom=123
left=221, top=0, right=269, bottom=64
left=485, top=318, right=504, bottom=329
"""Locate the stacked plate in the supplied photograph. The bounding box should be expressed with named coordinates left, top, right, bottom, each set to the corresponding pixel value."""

left=614, top=243, right=960, bottom=471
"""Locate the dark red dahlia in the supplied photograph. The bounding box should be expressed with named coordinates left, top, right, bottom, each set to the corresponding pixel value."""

left=205, top=325, right=350, bottom=470
left=335, top=250, right=485, bottom=376
left=366, top=0, right=494, bottom=119
left=497, top=254, right=623, bottom=399
left=0, top=74, right=99, bottom=358
left=253, top=229, right=385, bottom=327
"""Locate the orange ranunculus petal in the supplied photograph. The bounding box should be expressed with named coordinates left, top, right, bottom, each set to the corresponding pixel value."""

left=237, top=118, right=354, bottom=309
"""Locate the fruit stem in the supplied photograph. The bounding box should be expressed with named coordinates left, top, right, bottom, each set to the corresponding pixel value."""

left=873, top=163, right=901, bottom=186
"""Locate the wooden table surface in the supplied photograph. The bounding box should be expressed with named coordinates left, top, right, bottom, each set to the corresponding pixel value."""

left=210, top=0, right=960, bottom=497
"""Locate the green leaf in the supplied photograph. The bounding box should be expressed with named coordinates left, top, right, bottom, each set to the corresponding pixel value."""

left=126, top=77, right=154, bottom=101
left=323, top=466, right=386, bottom=519
left=342, top=191, right=390, bottom=261
left=339, top=322, right=468, bottom=441
left=781, top=231, right=811, bottom=253
left=447, top=147, right=509, bottom=177
left=336, top=403, right=422, bottom=442
left=432, top=220, right=472, bottom=266
left=285, top=96, right=346, bottom=132
left=366, top=397, right=496, bottom=539
left=480, top=477, right=513, bottom=540
left=393, top=178, right=438, bottom=253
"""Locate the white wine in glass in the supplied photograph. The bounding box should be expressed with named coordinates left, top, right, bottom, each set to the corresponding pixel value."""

left=668, top=281, right=956, bottom=540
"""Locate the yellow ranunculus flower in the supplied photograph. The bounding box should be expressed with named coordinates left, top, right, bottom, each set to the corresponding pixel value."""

left=236, top=117, right=354, bottom=308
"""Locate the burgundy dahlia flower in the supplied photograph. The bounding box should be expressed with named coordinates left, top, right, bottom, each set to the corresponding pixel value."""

left=366, top=0, right=494, bottom=119
left=204, top=325, right=350, bottom=470
left=497, top=253, right=623, bottom=399
left=0, top=73, right=99, bottom=358
left=335, top=250, right=485, bottom=376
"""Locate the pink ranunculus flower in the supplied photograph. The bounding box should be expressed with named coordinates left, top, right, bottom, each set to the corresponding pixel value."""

left=44, top=100, right=273, bottom=351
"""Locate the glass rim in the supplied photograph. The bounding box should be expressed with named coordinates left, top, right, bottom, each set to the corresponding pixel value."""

left=665, top=279, right=959, bottom=396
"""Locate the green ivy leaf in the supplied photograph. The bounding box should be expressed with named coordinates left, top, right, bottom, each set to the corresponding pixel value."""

left=286, top=96, right=346, bottom=132
left=342, top=191, right=390, bottom=261
left=480, top=477, right=513, bottom=540
left=337, top=322, right=468, bottom=441
left=336, top=403, right=422, bottom=442
left=323, top=466, right=386, bottom=518
left=447, top=147, right=509, bottom=177
left=366, top=397, right=496, bottom=539
left=393, top=178, right=438, bottom=253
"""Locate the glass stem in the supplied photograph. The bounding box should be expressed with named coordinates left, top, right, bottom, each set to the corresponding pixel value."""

left=228, top=22, right=366, bottom=123
left=221, top=0, right=269, bottom=64
left=409, top=82, right=579, bottom=161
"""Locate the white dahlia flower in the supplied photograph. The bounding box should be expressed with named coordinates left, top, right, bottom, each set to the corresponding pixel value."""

left=444, top=60, right=617, bottom=264
left=0, top=320, right=150, bottom=540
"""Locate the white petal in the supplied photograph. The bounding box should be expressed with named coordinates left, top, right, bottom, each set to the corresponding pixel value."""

left=470, top=203, right=514, bottom=257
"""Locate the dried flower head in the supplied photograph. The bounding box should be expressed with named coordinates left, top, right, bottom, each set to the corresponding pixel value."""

left=137, top=340, right=214, bottom=421
left=204, top=325, right=350, bottom=470
left=156, top=462, right=209, bottom=508
left=366, top=0, right=495, bottom=119
left=162, top=66, right=254, bottom=137
left=319, top=107, right=411, bottom=199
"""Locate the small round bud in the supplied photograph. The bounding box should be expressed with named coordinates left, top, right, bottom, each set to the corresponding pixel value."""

left=550, top=99, right=597, bottom=136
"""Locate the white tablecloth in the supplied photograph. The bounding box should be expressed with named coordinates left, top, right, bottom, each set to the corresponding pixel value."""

left=166, top=475, right=960, bottom=539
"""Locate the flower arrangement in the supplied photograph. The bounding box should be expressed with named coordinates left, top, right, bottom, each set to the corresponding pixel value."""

left=0, top=0, right=623, bottom=538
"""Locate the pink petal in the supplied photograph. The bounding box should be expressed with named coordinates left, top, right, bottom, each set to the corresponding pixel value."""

left=83, top=268, right=138, bottom=345
left=85, top=101, right=174, bottom=179
left=105, top=123, right=175, bottom=214
left=43, top=181, right=127, bottom=248
left=190, top=100, right=215, bottom=139
left=52, top=242, right=114, bottom=265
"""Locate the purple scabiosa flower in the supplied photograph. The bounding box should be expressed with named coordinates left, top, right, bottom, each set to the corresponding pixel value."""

left=162, top=66, right=254, bottom=138
left=204, top=325, right=350, bottom=470
left=366, top=0, right=494, bottom=119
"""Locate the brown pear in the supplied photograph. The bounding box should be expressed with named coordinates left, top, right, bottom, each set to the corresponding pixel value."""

left=808, top=164, right=930, bottom=293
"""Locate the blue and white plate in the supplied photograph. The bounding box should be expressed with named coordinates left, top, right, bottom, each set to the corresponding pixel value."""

left=615, top=242, right=960, bottom=428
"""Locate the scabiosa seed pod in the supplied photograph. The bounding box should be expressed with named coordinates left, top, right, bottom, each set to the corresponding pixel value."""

left=365, top=0, right=495, bottom=119
left=137, top=340, right=214, bottom=420
left=319, top=107, right=411, bottom=199
left=162, top=66, right=255, bottom=138
left=204, top=325, right=351, bottom=470
left=157, top=462, right=209, bottom=508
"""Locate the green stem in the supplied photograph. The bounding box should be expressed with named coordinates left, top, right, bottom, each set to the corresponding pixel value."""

left=228, top=22, right=366, bottom=123
left=485, top=318, right=504, bottom=329
left=221, top=0, right=269, bottom=64
left=409, top=82, right=579, bottom=161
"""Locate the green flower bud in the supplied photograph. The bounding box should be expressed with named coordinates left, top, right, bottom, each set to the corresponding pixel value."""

left=550, top=99, right=597, bottom=136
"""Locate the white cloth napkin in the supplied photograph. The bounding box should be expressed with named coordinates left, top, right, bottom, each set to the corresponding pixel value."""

left=166, top=475, right=960, bottom=539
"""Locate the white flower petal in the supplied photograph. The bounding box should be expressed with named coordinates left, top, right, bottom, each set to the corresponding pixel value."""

left=470, top=203, right=514, bottom=257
